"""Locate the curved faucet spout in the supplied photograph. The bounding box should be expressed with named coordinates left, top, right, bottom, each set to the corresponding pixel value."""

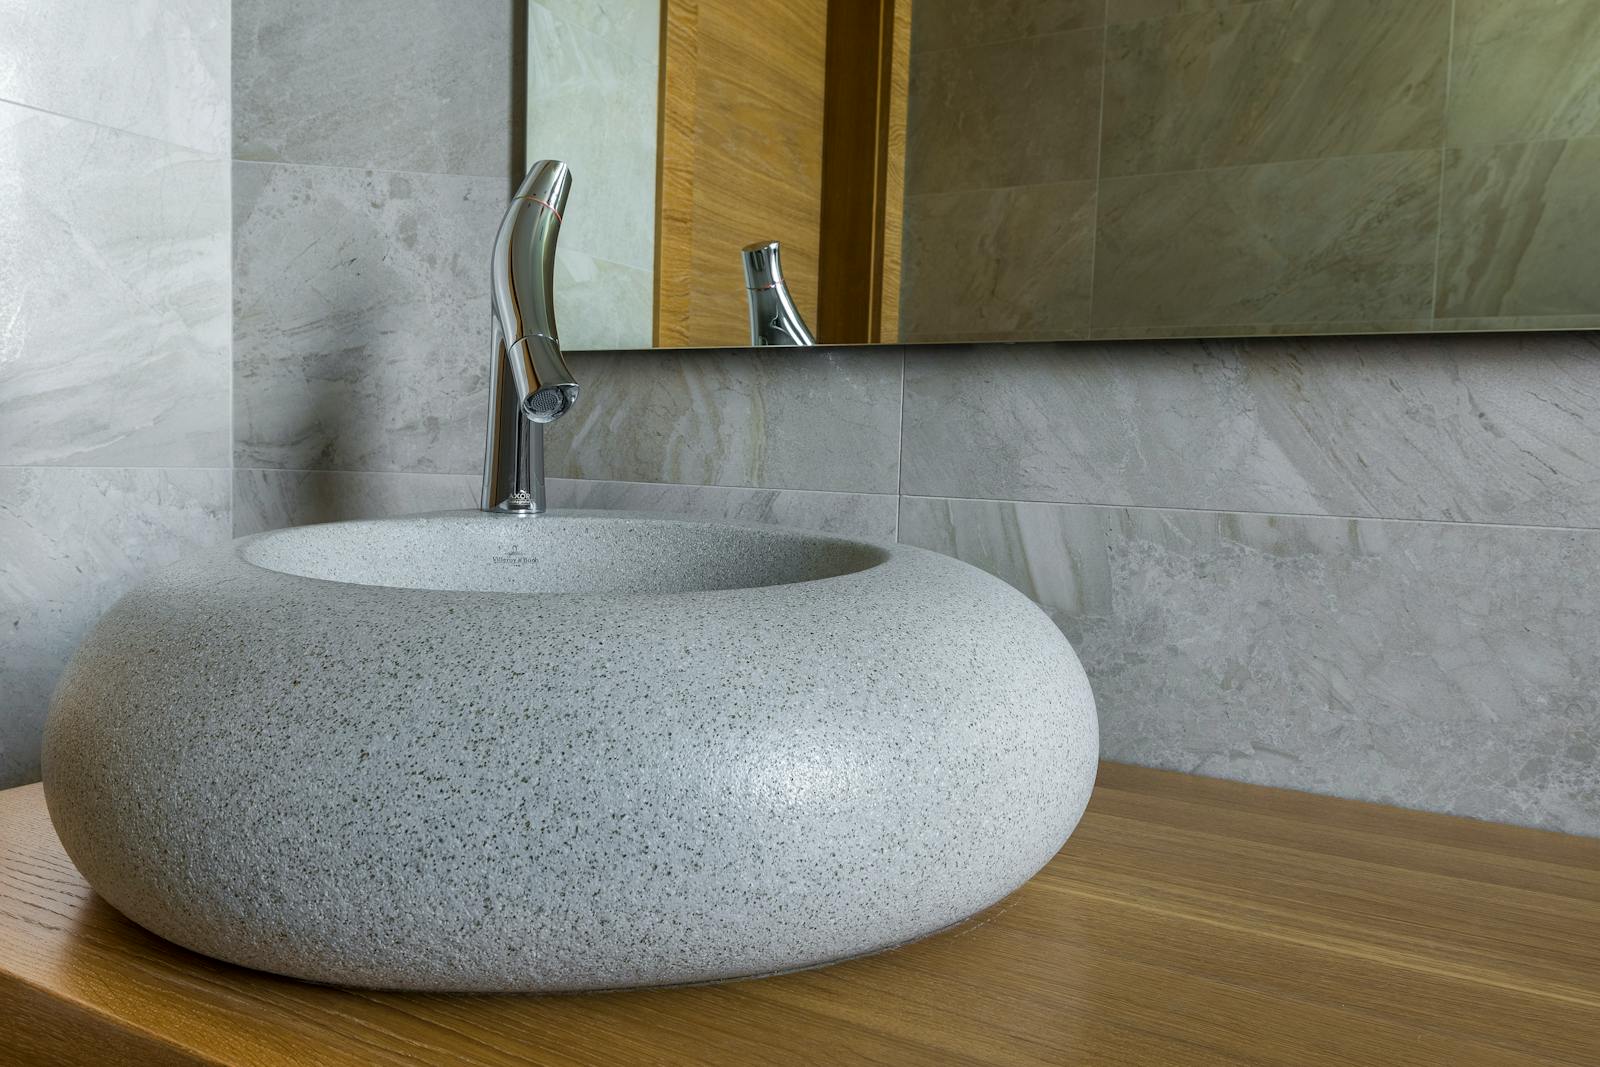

left=482, top=160, right=580, bottom=514
left=495, top=161, right=579, bottom=420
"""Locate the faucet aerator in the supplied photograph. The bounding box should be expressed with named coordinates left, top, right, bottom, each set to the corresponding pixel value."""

left=523, top=384, right=576, bottom=424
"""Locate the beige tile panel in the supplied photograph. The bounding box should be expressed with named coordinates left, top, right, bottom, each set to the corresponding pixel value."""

left=1102, top=0, right=1450, bottom=176
left=1448, top=0, right=1600, bottom=148
left=1092, top=150, right=1440, bottom=331
left=1432, top=315, right=1600, bottom=333
left=1436, top=138, right=1600, bottom=320
left=1088, top=320, right=1434, bottom=340
left=912, top=0, right=1104, bottom=53
left=1107, top=0, right=1271, bottom=24
left=900, top=180, right=1097, bottom=341
left=905, top=27, right=1104, bottom=195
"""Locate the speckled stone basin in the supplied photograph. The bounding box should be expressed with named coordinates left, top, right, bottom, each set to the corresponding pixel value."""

left=42, top=511, right=1098, bottom=992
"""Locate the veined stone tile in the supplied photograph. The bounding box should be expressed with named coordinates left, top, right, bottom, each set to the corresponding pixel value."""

left=0, top=0, right=228, bottom=154
left=1092, top=151, right=1440, bottom=331
left=557, top=251, right=653, bottom=351
left=1107, top=0, right=1272, bottom=24
left=901, top=334, right=1600, bottom=527
left=0, top=103, right=230, bottom=468
left=1436, top=139, right=1600, bottom=321
left=900, top=181, right=1097, bottom=343
left=1087, top=319, right=1436, bottom=340
left=0, top=467, right=231, bottom=788
left=233, top=0, right=513, bottom=176
left=232, top=162, right=506, bottom=476
left=543, top=348, right=903, bottom=495
left=527, top=2, right=658, bottom=272
left=899, top=495, right=1600, bottom=835
left=233, top=470, right=898, bottom=542
left=545, top=479, right=898, bottom=539
left=905, top=27, right=1103, bottom=195
left=534, top=0, right=660, bottom=63
left=1102, top=0, right=1449, bottom=176
left=911, top=0, right=1105, bottom=53
left=232, top=469, right=479, bottom=537
left=1448, top=0, right=1600, bottom=148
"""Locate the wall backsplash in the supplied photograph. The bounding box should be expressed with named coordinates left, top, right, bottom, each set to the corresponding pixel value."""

left=0, top=0, right=233, bottom=787
left=3, top=1, right=1597, bottom=840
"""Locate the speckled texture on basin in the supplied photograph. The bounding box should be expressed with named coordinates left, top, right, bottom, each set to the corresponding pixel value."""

left=42, top=511, right=1098, bottom=992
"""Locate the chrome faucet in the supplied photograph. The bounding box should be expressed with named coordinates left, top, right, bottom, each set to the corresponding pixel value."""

left=742, top=241, right=815, bottom=346
left=482, top=160, right=579, bottom=514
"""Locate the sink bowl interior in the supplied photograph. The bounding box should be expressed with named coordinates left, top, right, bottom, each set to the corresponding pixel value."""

left=238, top=512, right=890, bottom=595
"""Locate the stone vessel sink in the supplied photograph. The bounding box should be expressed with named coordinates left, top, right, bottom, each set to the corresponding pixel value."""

left=42, top=511, right=1098, bottom=992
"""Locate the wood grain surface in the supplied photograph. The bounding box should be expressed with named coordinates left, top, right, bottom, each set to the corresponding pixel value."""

left=653, top=0, right=829, bottom=348
left=3, top=764, right=1598, bottom=1065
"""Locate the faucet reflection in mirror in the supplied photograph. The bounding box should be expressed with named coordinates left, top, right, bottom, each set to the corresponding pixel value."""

left=482, top=160, right=581, bottom=515
left=742, top=241, right=816, bottom=347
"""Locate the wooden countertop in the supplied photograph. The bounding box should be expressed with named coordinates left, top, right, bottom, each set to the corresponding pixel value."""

left=3, top=763, right=1597, bottom=1066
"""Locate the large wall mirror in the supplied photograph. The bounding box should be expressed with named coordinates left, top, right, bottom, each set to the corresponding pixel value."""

left=529, top=0, right=1600, bottom=350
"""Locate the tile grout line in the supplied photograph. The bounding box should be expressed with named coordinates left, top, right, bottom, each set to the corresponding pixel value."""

left=224, top=466, right=904, bottom=504
left=233, top=155, right=509, bottom=184
left=1429, top=0, right=1458, bottom=324
left=0, top=95, right=225, bottom=158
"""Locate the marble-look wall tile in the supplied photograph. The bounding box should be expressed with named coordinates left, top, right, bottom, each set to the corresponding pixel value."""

left=547, top=479, right=899, bottom=539
left=1107, top=0, right=1271, bottom=24
left=899, top=495, right=1600, bottom=836
left=232, top=469, right=479, bottom=536
left=1092, top=151, right=1440, bottom=331
left=0, top=0, right=229, bottom=154
left=1435, top=139, right=1600, bottom=321
left=901, top=334, right=1600, bottom=527
left=0, top=467, right=232, bottom=788
left=1448, top=0, right=1600, bottom=148
left=912, top=0, right=1105, bottom=53
left=0, top=103, right=230, bottom=468
left=232, top=162, right=507, bottom=475
left=232, top=0, right=514, bottom=176
left=542, top=348, right=903, bottom=494
left=234, top=470, right=897, bottom=541
left=1102, top=0, right=1449, bottom=176
left=557, top=251, right=654, bottom=351
left=527, top=2, right=658, bottom=272
left=900, top=181, right=1097, bottom=342
left=905, top=28, right=1103, bottom=195
left=534, top=0, right=660, bottom=63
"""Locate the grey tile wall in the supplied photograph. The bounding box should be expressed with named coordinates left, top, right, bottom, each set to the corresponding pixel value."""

left=890, top=332, right=1600, bottom=836
left=897, top=495, right=1600, bottom=834
left=236, top=469, right=897, bottom=542
left=232, top=0, right=514, bottom=177
left=541, top=348, right=905, bottom=494
left=0, top=1, right=233, bottom=789
left=232, top=163, right=506, bottom=475
left=0, top=103, right=231, bottom=469
left=901, top=335, right=1600, bottom=527
left=0, top=0, right=229, bottom=154
left=1, top=468, right=231, bottom=786
left=230, top=1, right=520, bottom=535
